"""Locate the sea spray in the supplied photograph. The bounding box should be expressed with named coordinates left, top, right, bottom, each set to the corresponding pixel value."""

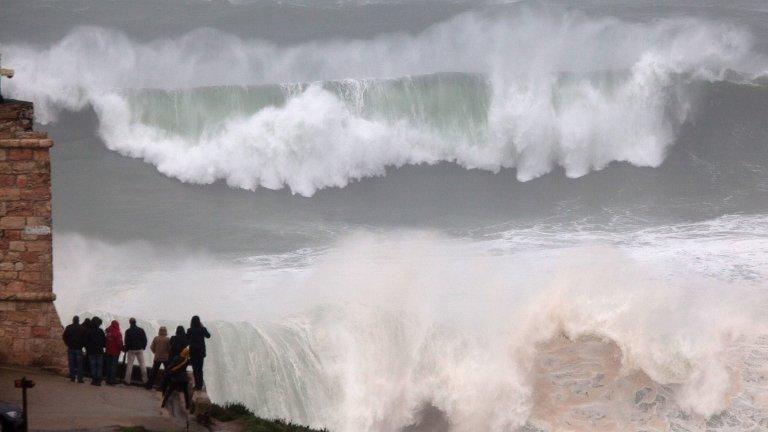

left=54, top=228, right=768, bottom=431
left=4, top=9, right=762, bottom=195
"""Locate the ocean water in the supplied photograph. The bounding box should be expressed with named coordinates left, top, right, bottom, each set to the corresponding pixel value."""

left=3, top=0, right=768, bottom=430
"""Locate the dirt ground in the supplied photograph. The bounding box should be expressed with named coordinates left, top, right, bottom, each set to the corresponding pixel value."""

left=0, top=366, right=199, bottom=431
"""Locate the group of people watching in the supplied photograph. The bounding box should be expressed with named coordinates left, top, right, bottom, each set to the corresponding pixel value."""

left=62, top=315, right=212, bottom=409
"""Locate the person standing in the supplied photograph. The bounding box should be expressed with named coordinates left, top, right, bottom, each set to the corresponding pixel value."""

left=186, top=316, right=211, bottom=390
left=161, top=346, right=191, bottom=411
left=85, top=317, right=106, bottom=386
left=123, top=317, right=149, bottom=385
left=104, top=320, right=123, bottom=385
left=146, top=326, right=170, bottom=390
left=169, top=326, right=188, bottom=359
left=62, top=316, right=85, bottom=383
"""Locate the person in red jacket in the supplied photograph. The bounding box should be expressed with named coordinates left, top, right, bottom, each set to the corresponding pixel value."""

left=104, top=320, right=124, bottom=386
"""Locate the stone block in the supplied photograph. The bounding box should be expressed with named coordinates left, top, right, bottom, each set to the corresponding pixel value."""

left=9, top=241, right=25, bottom=251
left=33, top=201, right=51, bottom=217
left=25, top=241, right=51, bottom=252
left=0, top=175, right=15, bottom=187
left=20, top=252, right=39, bottom=263
left=8, top=149, right=32, bottom=161
left=0, top=216, right=25, bottom=229
left=20, top=187, right=51, bottom=201
left=0, top=271, right=18, bottom=280
left=25, top=173, right=50, bottom=187
left=0, top=188, right=20, bottom=201
left=32, top=150, right=49, bottom=161
left=7, top=201, right=33, bottom=216
left=31, top=326, right=48, bottom=338
left=26, top=216, right=50, bottom=227
left=19, top=271, right=41, bottom=282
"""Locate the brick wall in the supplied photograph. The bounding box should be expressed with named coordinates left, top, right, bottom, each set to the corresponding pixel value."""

left=0, top=100, right=65, bottom=370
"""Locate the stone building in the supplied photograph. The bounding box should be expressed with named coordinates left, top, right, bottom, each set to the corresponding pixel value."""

left=0, top=100, right=65, bottom=370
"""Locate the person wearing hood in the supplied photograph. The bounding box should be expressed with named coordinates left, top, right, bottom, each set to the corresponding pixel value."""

left=161, top=346, right=192, bottom=411
left=104, top=320, right=123, bottom=385
left=85, top=317, right=106, bottom=386
left=146, top=326, right=170, bottom=390
left=123, top=317, right=149, bottom=385
left=62, top=315, right=85, bottom=383
left=186, top=316, right=211, bottom=390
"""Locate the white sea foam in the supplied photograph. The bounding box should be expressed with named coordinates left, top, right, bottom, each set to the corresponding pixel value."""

left=54, top=216, right=768, bottom=431
left=4, top=9, right=762, bottom=195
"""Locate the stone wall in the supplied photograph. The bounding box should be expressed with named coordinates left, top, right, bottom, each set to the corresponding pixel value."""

left=0, top=100, right=65, bottom=370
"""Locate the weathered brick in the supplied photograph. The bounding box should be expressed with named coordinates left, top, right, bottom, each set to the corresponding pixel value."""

left=0, top=271, right=18, bottom=280
left=0, top=263, right=13, bottom=271
left=5, top=280, right=25, bottom=291
left=7, top=149, right=32, bottom=161
left=0, top=216, right=25, bottom=229
left=25, top=173, right=50, bottom=187
left=20, top=188, right=50, bottom=201
left=25, top=241, right=51, bottom=252
left=33, top=202, right=51, bottom=217
left=6, top=201, right=32, bottom=216
left=0, top=188, right=20, bottom=201
left=0, top=175, right=15, bottom=187
left=8, top=241, right=25, bottom=252
left=32, top=150, right=49, bottom=161
left=0, top=149, right=5, bottom=161
left=3, top=230, right=21, bottom=241
left=31, top=326, right=48, bottom=338
left=26, top=217, right=50, bottom=227
left=20, top=252, right=39, bottom=263
left=18, top=271, right=40, bottom=282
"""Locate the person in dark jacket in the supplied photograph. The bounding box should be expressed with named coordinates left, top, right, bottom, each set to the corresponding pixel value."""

left=85, top=317, right=106, bottom=386
left=168, top=326, right=188, bottom=359
left=161, top=346, right=191, bottom=411
left=164, top=326, right=188, bottom=392
left=123, top=317, right=148, bottom=385
left=62, top=315, right=85, bottom=383
left=186, top=316, right=211, bottom=390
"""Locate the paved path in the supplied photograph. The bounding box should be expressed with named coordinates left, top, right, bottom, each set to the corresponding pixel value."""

left=0, top=366, right=194, bottom=431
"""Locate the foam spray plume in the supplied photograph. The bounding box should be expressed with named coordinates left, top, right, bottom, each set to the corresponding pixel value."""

left=4, top=8, right=764, bottom=195
left=54, top=230, right=768, bottom=431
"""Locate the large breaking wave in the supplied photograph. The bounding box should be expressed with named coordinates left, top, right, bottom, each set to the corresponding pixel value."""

left=5, top=8, right=766, bottom=195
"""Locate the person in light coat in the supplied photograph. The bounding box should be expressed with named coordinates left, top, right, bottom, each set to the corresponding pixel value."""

left=146, top=326, right=170, bottom=390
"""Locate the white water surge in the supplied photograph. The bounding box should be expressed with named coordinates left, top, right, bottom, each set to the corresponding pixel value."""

left=4, top=9, right=764, bottom=195
left=5, top=1, right=768, bottom=430
left=53, top=215, right=768, bottom=431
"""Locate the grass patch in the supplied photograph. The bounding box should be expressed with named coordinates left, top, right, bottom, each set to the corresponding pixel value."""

left=210, top=403, right=328, bottom=432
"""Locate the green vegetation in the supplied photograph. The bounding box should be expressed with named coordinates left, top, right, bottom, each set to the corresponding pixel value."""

left=209, top=403, right=328, bottom=432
